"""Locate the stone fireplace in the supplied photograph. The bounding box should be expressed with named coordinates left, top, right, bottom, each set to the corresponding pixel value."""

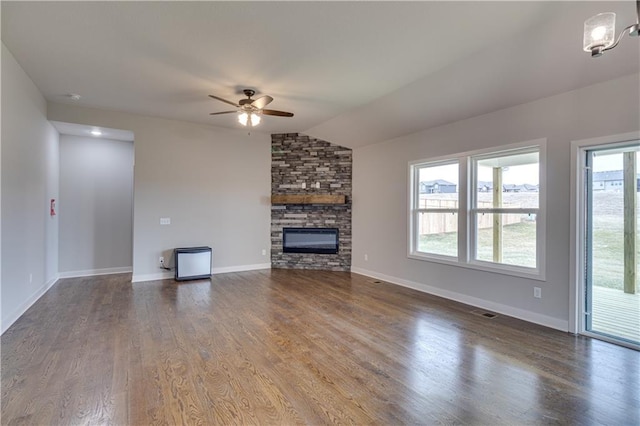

left=271, top=133, right=352, bottom=271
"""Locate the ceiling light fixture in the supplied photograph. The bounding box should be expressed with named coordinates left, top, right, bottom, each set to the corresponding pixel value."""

left=583, top=0, right=639, bottom=57
left=238, top=111, right=261, bottom=127
left=69, top=93, right=81, bottom=101
left=91, top=129, right=102, bottom=136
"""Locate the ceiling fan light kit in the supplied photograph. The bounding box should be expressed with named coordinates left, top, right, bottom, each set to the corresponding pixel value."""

left=208, top=88, right=293, bottom=127
left=238, top=111, right=261, bottom=127
left=583, top=0, right=639, bottom=57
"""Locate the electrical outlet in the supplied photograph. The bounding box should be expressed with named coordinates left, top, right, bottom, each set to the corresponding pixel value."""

left=534, top=287, right=541, bottom=298
left=29, top=273, right=33, bottom=284
left=160, top=217, right=171, bottom=225
left=364, top=254, right=368, bottom=261
left=159, top=256, right=165, bottom=265
left=262, top=249, right=267, bottom=256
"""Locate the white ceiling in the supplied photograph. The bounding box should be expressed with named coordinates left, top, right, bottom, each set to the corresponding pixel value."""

left=2, top=1, right=639, bottom=148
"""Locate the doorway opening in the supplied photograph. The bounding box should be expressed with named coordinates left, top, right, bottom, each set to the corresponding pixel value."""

left=52, top=121, right=135, bottom=278
left=573, top=134, right=639, bottom=350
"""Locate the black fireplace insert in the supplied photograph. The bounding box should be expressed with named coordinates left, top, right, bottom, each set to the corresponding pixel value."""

left=282, top=227, right=339, bottom=254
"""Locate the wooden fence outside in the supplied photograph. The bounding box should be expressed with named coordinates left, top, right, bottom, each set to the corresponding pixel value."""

left=419, top=199, right=523, bottom=235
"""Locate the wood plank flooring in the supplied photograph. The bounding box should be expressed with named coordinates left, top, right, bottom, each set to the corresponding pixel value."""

left=2, top=269, right=639, bottom=425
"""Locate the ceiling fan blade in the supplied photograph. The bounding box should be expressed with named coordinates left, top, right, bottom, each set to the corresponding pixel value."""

left=208, top=94, right=239, bottom=107
left=209, top=111, right=237, bottom=115
left=251, top=95, right=274, bottom=110
left=261, top=109, right=294, bottom=117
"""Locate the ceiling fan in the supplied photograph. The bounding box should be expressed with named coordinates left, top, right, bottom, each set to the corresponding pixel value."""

left=209, top=89, right=294, bottom=127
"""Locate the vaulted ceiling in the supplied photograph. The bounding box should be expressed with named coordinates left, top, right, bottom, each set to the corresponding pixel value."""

left=2, top=1, right=638, bottom=148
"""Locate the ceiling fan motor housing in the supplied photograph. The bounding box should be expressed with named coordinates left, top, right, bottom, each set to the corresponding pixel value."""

left=239, top=90, right=258, bottom=110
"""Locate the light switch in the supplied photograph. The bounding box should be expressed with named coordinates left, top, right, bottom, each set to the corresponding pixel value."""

left=160, top=217, right=171, bottom=225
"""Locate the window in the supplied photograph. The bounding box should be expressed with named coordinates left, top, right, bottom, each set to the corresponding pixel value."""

left=470, top=148, right=540, bottom=269
left=409, top=142, right=545, bottom=280
left=410, top=161, right=459, bottom=258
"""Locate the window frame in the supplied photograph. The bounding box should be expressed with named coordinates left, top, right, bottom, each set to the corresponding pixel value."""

left=468, top=145, right=545, bottom=278
left=408, top=139, right=546, bottom=281
left=408, top=158, right=462, bottom=262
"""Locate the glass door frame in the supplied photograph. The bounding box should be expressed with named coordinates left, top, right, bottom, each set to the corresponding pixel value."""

left=570, top=131, right=640, bottom=350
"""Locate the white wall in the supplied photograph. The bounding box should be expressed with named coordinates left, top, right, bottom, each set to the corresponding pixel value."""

left=47, top=103, right=272, bottom=282
left=1, top=43, right=59, bottom=333
left=58, top=135, right=133, bottom=276
left=352, top=73, right=640, bottom=331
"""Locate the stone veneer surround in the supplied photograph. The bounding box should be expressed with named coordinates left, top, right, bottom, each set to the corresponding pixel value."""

left=271, top=133, right=352, bottom=271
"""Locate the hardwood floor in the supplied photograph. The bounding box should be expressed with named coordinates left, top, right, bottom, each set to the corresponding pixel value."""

left=2, top=269, right=638, bottom=425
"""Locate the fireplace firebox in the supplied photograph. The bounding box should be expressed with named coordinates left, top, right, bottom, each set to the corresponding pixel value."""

left=282, top=227, right=339, bottom=254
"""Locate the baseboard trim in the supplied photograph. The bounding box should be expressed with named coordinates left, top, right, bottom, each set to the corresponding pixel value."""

left=1, top=275, right=59, bottom=335
left=58, top=267, right=132, bottom=279
left=131, top=263, right=271, bottom=283
left=351, top=267, right=568, bottom=332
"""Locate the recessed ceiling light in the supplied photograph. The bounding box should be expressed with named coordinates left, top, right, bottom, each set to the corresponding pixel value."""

left=91, top=129, right=102, bottom=136
left=68, top=93, right=81, bottom=101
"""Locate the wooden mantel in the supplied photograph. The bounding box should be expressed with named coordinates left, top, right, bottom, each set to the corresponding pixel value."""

left=271, top=194, right=346, bottom=205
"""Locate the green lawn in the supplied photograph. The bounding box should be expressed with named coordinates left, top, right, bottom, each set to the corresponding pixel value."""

left=419, top=214, right=639, bottom=291
left=590, top=191, right=640, bottom=290
left=475, top=221, right=536, bottom=267
left=591, top=215, right=640, bottom=290
left=419, top=221, right=536, bottom=268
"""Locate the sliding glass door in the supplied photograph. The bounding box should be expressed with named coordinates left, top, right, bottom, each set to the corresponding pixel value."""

left=584, top=144, right=639, bottom=348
